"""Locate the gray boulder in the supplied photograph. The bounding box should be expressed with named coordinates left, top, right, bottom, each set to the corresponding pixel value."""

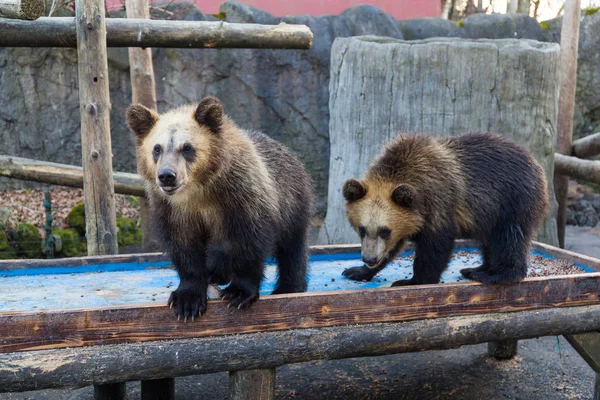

left=397, top=18, right=462, bottom=40
left=462, top=13, right=544, bottom=40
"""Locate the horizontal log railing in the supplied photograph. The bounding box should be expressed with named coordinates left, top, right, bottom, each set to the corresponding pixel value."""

left=554, top=153, right=600, bottom=186
left=0, top=17, right=313, bottom=49
left=572, top=132, right=600, bottom=159
left=0, top=155, right=145, bottom=196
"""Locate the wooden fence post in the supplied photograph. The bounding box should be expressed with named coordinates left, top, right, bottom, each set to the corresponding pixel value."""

left=75, top=0, right=118, bottom=257
left=126, top=0, right=157, bottom=253
left=75, top=0, right=119, bottom=396
left=230, top=369, right=276, bottom=400
left=554, top=0, right=581, bottom=248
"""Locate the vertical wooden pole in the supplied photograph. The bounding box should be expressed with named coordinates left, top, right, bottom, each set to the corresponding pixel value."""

left=229, top=369, right=276, bottom=400
left=554, top=0, right=581, bottom=248
left=76, top=0, right=119, bottom=395
left=94, top=382, right=127, bottom=400
left=594, top=373, right=600, bottom=400
left=126, top=0, right=158, bottom=252
left=488, top=339, right=518, bottom=360
left=75, top=0, right=118, bottom=256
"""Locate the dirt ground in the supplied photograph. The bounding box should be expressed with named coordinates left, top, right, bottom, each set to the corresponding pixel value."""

left=0, top=227, right=598, bottom=400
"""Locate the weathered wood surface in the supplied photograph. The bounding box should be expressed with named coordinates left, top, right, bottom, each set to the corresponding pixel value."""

left=554, top=0, right=581, bottom=248
left=319, top=37, right=560, bottom=247
left=1, top=273, right=600, bottom=353
left=565, top=332, right=600, bottom=373
left=126, top=0, right=157, bottom=253
left=76, top=0, right=118, bottom=256
left=555, top=153, right=600, bottom=186
left=488, top=340, right=518, bottom=360
left=0, top=0, right=43, bottom=20
left=595, top=374, right=600, bottom=400
left=0, top=155, right=145, bottom=197
left=1, top=305, right=600, bottom=392
left=0, top=17, right=313, bottom=49
left=230, top=369, right=276, bottom=400
left=572, top=132, right=600, bottom=159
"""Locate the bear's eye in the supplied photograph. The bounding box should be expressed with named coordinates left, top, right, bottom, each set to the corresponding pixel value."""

left=182, top=144, right=193, bottom=153
left=379, top=227, right=391, bottom=240
left=358, top=225, right=366, bottom=238
left=153, top=145, right=162, bottom=155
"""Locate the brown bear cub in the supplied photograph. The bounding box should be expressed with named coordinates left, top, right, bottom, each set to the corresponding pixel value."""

left=342, top=133, right=549, bottom=286
left=126, top=97, right=314, bottom=320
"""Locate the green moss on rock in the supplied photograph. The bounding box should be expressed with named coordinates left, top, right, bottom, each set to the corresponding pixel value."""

left=12, top=222, right=43, bottom=258
left=455, top=20, right=464, bottom=27
left=585, top=7, right=599, bottom=16
left=117, top=217, right=142, bottom=247
left=539, top=21, right=550, bottom=30
left=68, top=202, right=86, bottom=235
left=0, top=231, right=14, bottom=260
left=52, top=228, right=87, bottom=258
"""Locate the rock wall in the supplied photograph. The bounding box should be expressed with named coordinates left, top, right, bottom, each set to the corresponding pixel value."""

left=0, top=2, right=598, bottom=215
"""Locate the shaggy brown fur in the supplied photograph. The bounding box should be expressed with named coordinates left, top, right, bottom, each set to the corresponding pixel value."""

left=126, top=97, right=314, bottom=320
left=342, top=133, right=549, bottom=286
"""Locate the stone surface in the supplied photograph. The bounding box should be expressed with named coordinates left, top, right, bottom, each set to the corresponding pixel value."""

left=320, top=37, right=560, bottom=246
left=462, top=13, right=545, bottom=40
left=397, top=17, right=462, bottom=40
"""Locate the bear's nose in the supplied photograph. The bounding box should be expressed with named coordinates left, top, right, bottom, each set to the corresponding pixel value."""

left=362, top=256, right=377, bottom=266
left=158, top=169, right=177, bottom=186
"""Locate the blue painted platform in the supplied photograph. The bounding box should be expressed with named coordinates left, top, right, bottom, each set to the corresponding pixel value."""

left=0, top=248, right=591, bottom=312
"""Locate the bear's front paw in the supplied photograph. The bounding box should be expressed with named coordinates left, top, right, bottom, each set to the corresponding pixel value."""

left=220, top=283, right=259, bottom=310
left=167, top=286, right=207, bottom=322
left=342, top=265, right=376, bottom=282
left=391, top=278, right=417, bottom=287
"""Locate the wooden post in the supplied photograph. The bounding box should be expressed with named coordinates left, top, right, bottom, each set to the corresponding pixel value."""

left=0, top=0, right=44, bottom=20
left=229, top=369, right=276, bottom=400
left=126, top=0, right=157, bottom=254
left=94, top=383, right=127, bottom=400
left=75, top=0, right=118, bottom=256
left=140, top=378, right=175, bottom=400
left=595, top=373, right=600, bottom=400
left=488, top=340, right=518, bottom=360
left=554, top=0, right=581, bottom=248
left=76, top=0, right=119, bottom=395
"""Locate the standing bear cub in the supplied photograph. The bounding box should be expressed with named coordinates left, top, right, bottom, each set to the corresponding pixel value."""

left=127, top=97, right=314, bottom=320
left=342, top=133, right=549, bottom=286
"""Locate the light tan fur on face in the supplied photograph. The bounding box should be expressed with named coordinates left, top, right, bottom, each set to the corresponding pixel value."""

left=346, top=179, right=423, bottom=266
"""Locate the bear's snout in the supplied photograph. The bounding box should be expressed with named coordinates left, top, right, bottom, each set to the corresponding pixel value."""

left=158, top=169, right=177, bottom=187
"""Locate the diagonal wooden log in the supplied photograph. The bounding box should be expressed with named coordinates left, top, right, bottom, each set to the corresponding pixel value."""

left=0, top=156, right=145, bottom=196
left=572, top=132, right=600, bottom=159
left=0, top=17, right=314, bottom=49
left=554, top=153, right=600, bottom=186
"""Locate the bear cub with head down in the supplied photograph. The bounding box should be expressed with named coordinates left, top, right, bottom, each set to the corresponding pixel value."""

left=342, top=133, right=549, bottom=286
left=126, top=97, right=314, bottom=320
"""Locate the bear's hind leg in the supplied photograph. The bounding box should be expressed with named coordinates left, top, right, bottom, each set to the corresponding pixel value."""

left=467, top=224, right=529, bottom=284
left=220, top=256, right=264, bottom=309
left=272, top=228, right=309, bottom=294
left=460, top=244, right=491, bottom=280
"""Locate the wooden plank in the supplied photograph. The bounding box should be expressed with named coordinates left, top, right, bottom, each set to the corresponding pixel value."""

left=1, top=273, right=600, bottom=354
left=554, top=0, right=581, bottom=248
left=2, top=305, right=600, bottom=392
left=0, top=0, right=44, bottom=20
left=565, top=332, right=600, bottom=373
left=229, top=369, right=276, bottom=400
left=126, top=0, right=157, bottom=254
left=0, top=17, right=313, bottom=49
left=75, top=0, right=118, bottom=256
left=0, top=155, right=145, bottom=197
left=572, top=132, right=600, bottom=159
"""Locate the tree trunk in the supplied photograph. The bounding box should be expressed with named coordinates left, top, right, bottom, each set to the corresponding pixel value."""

left=320, top=37, right=560, bottom=247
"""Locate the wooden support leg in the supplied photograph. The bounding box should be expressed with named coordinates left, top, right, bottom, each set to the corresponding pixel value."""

left=565, top=332, right=600, bottom=398
left=94, top=382, right=127, bottom=400
left=141, top=378, right=175, bottom=400
left=488, top=340, right=518, bottom=360
left=229, top=368, right=276, bottom=400
left=594, top=373, right=600, bottom=400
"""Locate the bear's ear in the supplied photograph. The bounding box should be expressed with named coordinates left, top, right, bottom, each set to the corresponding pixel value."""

left=126, top=104, right=158, bottom=139
left=343, top=179, right=367, bottom=203
left=391, top=184, right=416, bottom=208
left=194, top=96, right=224, bottom=133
